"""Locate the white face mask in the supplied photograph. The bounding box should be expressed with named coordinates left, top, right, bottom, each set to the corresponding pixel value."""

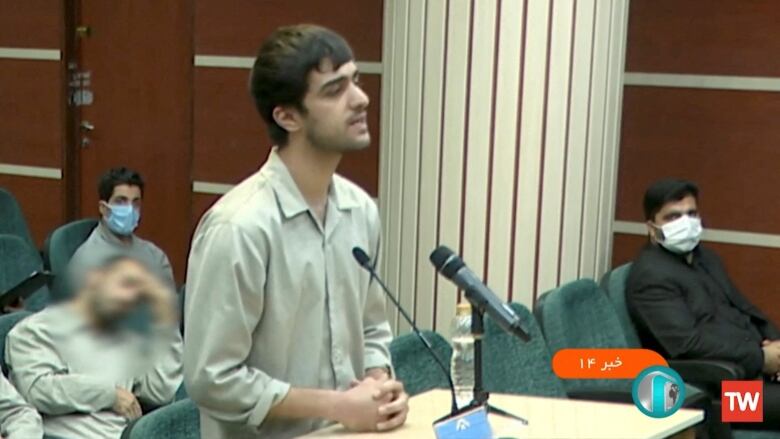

left=654, top=215, right=703, bottom=254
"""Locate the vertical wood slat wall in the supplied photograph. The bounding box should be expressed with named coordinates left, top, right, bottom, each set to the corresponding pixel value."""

left=380, top=0, right=630, bottom=335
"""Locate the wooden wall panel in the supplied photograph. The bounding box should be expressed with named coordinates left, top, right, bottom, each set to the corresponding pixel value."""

left=626, top=0, right=780, bottom=76
left=612, top=232, right=646, bottom=268
left=709, top=241, right=780, bottom=327
left=0, top=0, right=63, bottom=47
left=192, top=67, right=269, bottom=184
left=613, top=233, right=780, bottom=330
left=0, top=176, right=63, bottom=246
left=191, top=193, right=221, bottom=235
left=617, top=86, right=780, bottom=233
left=0, top=60, right=63, bottom=167
left=195, top=0, right=383, bottom=60
left=193, top=68, right=381, bottom=195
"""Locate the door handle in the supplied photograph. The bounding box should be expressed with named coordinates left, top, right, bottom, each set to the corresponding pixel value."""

left=80, top=120, right=95, bottom=131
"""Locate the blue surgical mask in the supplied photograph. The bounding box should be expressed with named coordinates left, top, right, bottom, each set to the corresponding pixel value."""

left=104, top=203, right=140, bottom=236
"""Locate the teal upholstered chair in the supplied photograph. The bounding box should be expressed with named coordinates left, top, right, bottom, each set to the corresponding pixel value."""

left=120, top=398, right=200, bottom=439
left=42, top=219, right=98, bottom=301
left=0, top=310, right=33, bottom=375
left=599, top=263, right=640, bottom=347
left=0, top=188, right=34, bottom=247
left=390, top=330, right=452, bottom=396
left=0, top=235, right=50, bottom=311
left=483, top=302, right=567, bottom=398
left=535, top=279, right=633, bottom=394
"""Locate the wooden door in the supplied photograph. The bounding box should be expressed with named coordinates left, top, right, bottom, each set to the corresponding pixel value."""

left=71, top=0, right=193, bottom=283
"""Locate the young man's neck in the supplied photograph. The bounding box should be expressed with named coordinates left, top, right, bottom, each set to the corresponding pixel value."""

left=277, top=139, right=342, bottom=208
left=101, top=220, right=133, bottom=244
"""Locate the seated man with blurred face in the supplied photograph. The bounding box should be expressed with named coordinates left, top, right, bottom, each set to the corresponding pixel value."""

left=627, top=179, right=780, bottom=428
left=5, top=256, right=182, bottom=439
left=0, top=374, right=42, bottom=439
left=68, top=167, right=175, bottom=293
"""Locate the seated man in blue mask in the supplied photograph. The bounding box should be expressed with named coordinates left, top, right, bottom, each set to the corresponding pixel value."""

left=68, top=167, right=174, bottom=293
left=627, top=178, right=780, bottom=429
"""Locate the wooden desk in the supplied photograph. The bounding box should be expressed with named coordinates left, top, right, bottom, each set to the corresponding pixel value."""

left=305, top=390, right=703, bottom=439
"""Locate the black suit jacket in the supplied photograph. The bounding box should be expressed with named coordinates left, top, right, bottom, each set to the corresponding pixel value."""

left=626, top=243, right=780, bottom=378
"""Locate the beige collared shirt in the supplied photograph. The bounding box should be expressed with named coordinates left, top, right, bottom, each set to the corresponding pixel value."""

left=0, top=373, right=42, bottom=439
left=5, top=305, right=182, bottom=439
left=184, top=149, right=393, bottom=439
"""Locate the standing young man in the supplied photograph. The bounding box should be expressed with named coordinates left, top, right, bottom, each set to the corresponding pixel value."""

left=184, top=25, right=408, bottom=438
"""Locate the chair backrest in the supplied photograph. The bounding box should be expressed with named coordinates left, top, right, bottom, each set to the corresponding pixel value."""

left=0, top=188, right=34, bottom=247
left=535, top=279, right=631, bottom=393
left=483, top=302, right=567, bottom=398
left=390, top=330, right=452, bottom=396
left=0, top=234, right=49, bottom=311
left=43, top=219, right=98, bottom=301
left=600, top=263, right=641, bottom=348
left=0, top=310, right=33, bottom=375
left=121, top=398, right=200, bottom=439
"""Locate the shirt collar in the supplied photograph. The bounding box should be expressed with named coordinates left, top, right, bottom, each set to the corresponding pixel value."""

left=262, top=147, right=360, bottom=219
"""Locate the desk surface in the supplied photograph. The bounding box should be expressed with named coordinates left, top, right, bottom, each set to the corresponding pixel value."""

left=305, top=390, right=703, bottom=439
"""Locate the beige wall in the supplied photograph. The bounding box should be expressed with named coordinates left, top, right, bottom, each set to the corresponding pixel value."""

left=379, top=0, right=630, bottom=336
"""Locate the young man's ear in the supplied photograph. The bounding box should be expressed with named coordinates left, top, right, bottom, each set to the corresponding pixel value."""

left=272, top=106, right=301, bottom=135
left=98, top=201, right=109, bottom=218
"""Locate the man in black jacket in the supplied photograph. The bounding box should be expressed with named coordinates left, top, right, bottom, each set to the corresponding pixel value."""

left=627, top=179, right=780, bottom=428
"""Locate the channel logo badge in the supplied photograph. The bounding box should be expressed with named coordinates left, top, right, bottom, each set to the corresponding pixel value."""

left=632, top=366, right=685, bottom=418
left=722, top=381, right=763, bottom=423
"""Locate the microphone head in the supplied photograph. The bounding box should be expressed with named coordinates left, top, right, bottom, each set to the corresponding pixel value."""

left=429, top=246, right=464, bottom=279
left=352, top=247, right=372, bottom=269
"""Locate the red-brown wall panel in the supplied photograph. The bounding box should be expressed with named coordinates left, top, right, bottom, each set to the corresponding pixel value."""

left=0, top=60, right=63, bottom=167
left=191, top=193, right=221, bottom=230
left=613, top=233, right=780, bottom=328
left=0, top=0, right=63, bottom=48
left=617, top=86, right=780, bottom=233
left=612, top=233, right=647, bottom=268
left=0, top=176, right=63, bottom=247
left=193, top=68, right=381, bottom=196
left=194, top=0, right=383, bottom=61
left=626, top=0, right=780, bottom=76
left=192, top=67, right=269, bottom=184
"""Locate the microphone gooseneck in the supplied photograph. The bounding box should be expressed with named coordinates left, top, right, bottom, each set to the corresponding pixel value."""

left=352, top=247, right=459, bottom=415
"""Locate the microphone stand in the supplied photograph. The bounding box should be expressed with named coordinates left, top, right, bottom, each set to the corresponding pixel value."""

left=465, top=301, right=528, bottom=424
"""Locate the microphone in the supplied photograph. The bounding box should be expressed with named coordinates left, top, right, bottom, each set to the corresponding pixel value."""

left=352, top=247, right=458, bottom=415
left=429, top=246, right=530, bottom=341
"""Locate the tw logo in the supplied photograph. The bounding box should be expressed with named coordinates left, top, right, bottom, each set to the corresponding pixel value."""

left=722, top=381, right=763, bottom=423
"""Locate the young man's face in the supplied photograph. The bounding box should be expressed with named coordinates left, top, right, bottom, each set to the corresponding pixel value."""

left=98, top=184, right=142, bottom=217
left=297, top=59, right=370, bottom=152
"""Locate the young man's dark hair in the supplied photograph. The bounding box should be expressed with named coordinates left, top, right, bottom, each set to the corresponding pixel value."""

left=249, top=24, right=353, bottom=146
left=643, top=178, right=698, bottom=221
left=98, top=167, right=144, bottom=202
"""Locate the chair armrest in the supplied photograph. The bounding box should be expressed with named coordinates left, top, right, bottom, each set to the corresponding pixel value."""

left=668, top=359, right=745, bottom=383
